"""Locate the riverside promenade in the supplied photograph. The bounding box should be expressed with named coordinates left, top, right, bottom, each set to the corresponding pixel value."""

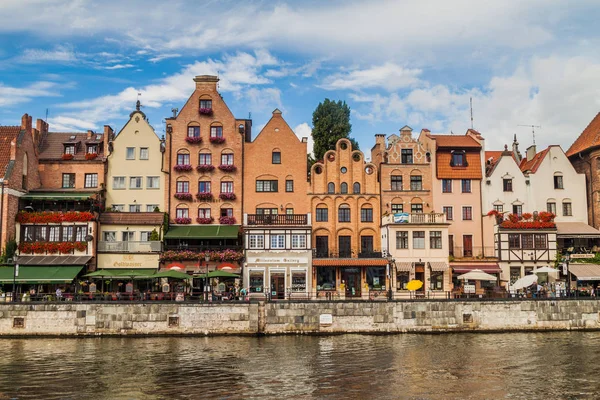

left=1, top=298, right=600, bottom=336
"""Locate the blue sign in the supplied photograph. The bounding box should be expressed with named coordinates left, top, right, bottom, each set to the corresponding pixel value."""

left=393, top=213, right=409, bottom=223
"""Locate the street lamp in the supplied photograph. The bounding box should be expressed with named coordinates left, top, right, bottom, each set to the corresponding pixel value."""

left=562, top=248, right=572, bottom=297
left=12, top=257, right=18, bottom=303
left=204, top=254, right=210, bottom=301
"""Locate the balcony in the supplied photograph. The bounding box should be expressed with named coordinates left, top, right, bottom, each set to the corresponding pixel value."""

left=312, top=249, right=385, bottom=259
left=384, top=213, right=446, bottom=224
left=98, top=241, right=162, bottom=253
left=450, top=246, right=496, bottom=259
left=246, top=214, right=309, bottom=226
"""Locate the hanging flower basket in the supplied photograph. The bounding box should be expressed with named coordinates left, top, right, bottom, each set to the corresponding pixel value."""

left=199, top=108, right=213, bottom=115
left=196, top=217, right=214, bottom=224
left=62, top=154, right=74, bottom=160
left=209, top=137, right=225, bottom=144
left=174, top=193, right=193, bottom=201
left=219, top=193, right=236, bottom=201
left=174, top=164, right=193, bottom=172
left=196, top=164, right=215, bottom=173
left=218, top=164, right=237, bottom=172
left=185, top=136, right=202, bottom=144
left=196, top=192, right=213, bottom=201
left=219, top=216, right=236, bottom=225
left=174, top=217, right=192, bottom=224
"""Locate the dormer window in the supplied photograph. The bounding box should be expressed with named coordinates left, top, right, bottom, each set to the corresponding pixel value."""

left=200, top=99, right=212, bottom=110
left=64, top=145, right=75, bottom=155
left=87, top=144, right=98, bottom=154
left=450, top=151, right=467, bottom=167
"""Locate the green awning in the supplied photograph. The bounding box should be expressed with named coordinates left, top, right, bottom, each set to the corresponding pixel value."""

left=0, top=266, right=83, bottom=284
left=152, top=270, right=192, bottom=279
left=20, top=192, right=94, bottom=201
left=164, top=225, right=240, bottom=239
left=84, top=268, right=156, bottom=279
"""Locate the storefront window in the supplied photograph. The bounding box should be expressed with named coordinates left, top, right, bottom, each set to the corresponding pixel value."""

left=510, top=267, right=521, bottom=285
left=291, top=271, right=307, bottom=292
left=317, top=267, right=335, bottom=290
left=397, top=272, right=410, bottom=290
left=367, top=267, right=386, bottom=290
left=249, top=271, right=264, bottom=293
left=430, top=271, right=443, bottom=290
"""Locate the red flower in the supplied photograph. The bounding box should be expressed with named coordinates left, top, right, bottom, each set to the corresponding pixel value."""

left=62, top=154, right=74, bottom=160
left=185, top=136, right=202, bottom=144
left=85, top=153, right=98, bottom=160
left=209, top=137, right=225, bottom=144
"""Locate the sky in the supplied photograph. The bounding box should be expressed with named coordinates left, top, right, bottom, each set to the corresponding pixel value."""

left=1, top=0, right=600, bottom=157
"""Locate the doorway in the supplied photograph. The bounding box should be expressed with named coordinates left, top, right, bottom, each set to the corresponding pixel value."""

left=415, top=263, right=425, bottom=293
left=270, top=272, right=285, bottom=299
left=339, top=236, right=352, bottom=258
left=341, top=267, right=361, bottom=297
left=463, top=235, right=473, bottom=257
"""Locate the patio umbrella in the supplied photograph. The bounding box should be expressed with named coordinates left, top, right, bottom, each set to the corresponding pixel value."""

left=406, top=279, right=423, bottom=291
left=533, top=266, right=559, bottom=274
left=457, top=269, right=497, bottom=281
left=152, top=270, right=192, bottom=280
left=511, top=274, right=538, bottom=290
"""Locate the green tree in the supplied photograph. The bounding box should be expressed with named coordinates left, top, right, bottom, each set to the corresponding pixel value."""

left=149, top=228, right=160, bottom=241
left=312, top=99, right=358, bottom=162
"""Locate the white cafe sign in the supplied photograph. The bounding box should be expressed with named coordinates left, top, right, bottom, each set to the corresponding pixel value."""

left=247, top=257, right=308, bottom=264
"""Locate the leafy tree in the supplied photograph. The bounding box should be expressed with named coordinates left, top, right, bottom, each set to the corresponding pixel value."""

left=311, top=99, right=359, bottom=161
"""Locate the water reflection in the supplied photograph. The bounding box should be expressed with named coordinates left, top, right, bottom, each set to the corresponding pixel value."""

left=0, top=332, right=599, bottom=399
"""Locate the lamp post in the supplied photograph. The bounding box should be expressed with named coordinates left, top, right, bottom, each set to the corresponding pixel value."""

left=562, top=250, right=571, bottom=297
left=204, top=254, right=210, bottom=302
left=12, top=257, right=18, bottom=303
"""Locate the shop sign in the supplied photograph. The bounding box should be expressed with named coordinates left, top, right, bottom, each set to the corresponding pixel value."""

left=393, top=213, right=409, bottom=223
left=464, top=284, right=475, bottom=294
left=248, top=257, right=308, bottom=264
left=571, top=254, right=594, bottom=259
left=320, top=314, right=333, bottom=325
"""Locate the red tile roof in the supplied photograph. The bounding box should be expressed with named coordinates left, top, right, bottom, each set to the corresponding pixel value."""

left=312, top=259, right=389, bottom=267
left=429, top=134, right=482, bottom=148
left=566, top=112, right=600, bottom=157
left=99, top=212, right=164, bottom=225
left=519, top=147, right=550, bottom=173
left=0, top=126, right=20, bottom=178
left=39, top=132, right=104, bottom=161
left=436, top=151, right=482, bottom=179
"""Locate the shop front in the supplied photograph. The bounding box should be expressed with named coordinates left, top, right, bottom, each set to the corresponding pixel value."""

left=393, top=260, right=450, bottom=299
left=245, top=253, right=311, bottom=299
left=313, top=259, right=390, bottom=300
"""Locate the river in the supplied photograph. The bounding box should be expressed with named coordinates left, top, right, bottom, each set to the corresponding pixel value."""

left=0, top=332, right=598, bottom=399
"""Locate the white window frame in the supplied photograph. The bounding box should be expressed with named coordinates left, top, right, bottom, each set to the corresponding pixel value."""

left=249, top=234, right=265, bottom=249
left=129, top=204, right=141, bottom=212
left=129, top=176, right=143, bottom=189
left=126, top=147, right=135, bottom=160
left=146, top=176, right=160, bottom=189
left=146, top=204, right=159, bottom=212
left=103, top=231, right=116, bottom=242
left=291, top=234, right=306, bottom=249
left=270, top=234, right=285, bottom=249
left=140, top=147, right=149, bottom=160
left=113, top=176, right=126, bottom=189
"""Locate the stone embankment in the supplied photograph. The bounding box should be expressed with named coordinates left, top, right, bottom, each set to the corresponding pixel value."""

left=0, top=300, right=599, bottom=336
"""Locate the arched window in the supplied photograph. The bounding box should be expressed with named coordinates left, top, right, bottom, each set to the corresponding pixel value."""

left=341, top=182, right=348, bottom=194
left=272, top=149, right=281, bottom=164
left=327, top=182, right=335, bottom=194
left=199, top=96, right=212, bottom=112
left=562, top=200, right=572, bottom=216
left=353, top=182, right=360, bottom=194
left=198, top=152, right=212, bottom=166
left=338, top=204, right=350, bottom=222
left=176, top=150, right=190, bottom=165
left=361, top=206, right=373, bottom=222
left=187, top=123, right=200, bottom=138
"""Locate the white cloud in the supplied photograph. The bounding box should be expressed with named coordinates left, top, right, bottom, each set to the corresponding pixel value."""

left=320, top=63, right=422, bottom=91
left=148, top=53, right=181, bottom=63
left=102, top=64, right=135, bottom=70
left=294, top=122, right=313, bottom=156
left=0, top=81, right=61, bottom=106
left=16, top=45, right=77, bottom=63
left=47, top=116, right=97, bottom=132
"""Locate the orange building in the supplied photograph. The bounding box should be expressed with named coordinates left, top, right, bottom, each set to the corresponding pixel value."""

left=310, top=138, right=387, bottom=299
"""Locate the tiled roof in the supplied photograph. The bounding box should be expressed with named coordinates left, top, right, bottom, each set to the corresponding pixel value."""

left=0, top=126, right=20, bottom=178
left=99, top=212, right=164, bottom=225
left=566, top=112, right=600, bottom=157
left=485, top=150, right=518, bottom=177
left=312, top=259, right=389, bottom=267
left=39, top=132, right=104, bottom=161
left=429, top=134, right=482, bottom=148
left=436, top=151, right=482, bottom=179
left=519, top=147, right=550, bottom=173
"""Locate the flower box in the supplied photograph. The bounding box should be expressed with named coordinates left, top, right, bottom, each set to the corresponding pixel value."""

left=174, top=217, right=192, bottom=224
left=159, top=249, right=244, bottom=262
left=16, top=211, right=95, bottom=224
left=219, top=193, right=236, bottom=201
left=62, top=154, right=74, bottom=160
left=185, top=136, right=202, bottom=144
left=199, top=108, right=213, bottom=115
left=219, top=216, right=236, bottom=225
left=17, top=241, right=87, bottom=255
left=85, top=153, right=98, bottom=160
left=174, top=164, right=193, bottom=172
left=196, top=217, right=214, bottom=224
left=196, top=164, right=215, bottom=173
left=174, top=193, right=193, bottom=201
left=209, top=136, right=225, bottom=144
left=196, top=192, right=213, bottom=201
left=218, top=164, right=237, bottom=172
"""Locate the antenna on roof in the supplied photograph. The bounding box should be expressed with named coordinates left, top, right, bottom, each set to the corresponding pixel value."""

left=518, top=124, right=541, bottom=145
left=171, top=108, right=178, bottom=118
left=470, top=97, right=474, bottom=129
left=217, top=70, right=220, bottom=91
left=45, top=108, right=49, bottom=122
left=248, top=112, right=251, bottom=120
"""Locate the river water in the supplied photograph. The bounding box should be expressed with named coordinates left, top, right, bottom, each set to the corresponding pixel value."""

left=0, top=332, right=599, bottom=399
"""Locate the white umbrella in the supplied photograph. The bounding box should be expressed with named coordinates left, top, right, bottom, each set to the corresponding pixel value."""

left=511, top=274, right=538, bottom=290
left=456, top=269, right=498, bottom=281
left=533, top=266, right=559, bottom=274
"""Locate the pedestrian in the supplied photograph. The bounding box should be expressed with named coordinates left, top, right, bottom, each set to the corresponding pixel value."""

left=55, top=287, right=62, bottom=301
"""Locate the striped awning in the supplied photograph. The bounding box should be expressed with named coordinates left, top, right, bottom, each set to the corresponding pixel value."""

left=429, top=262, right=449, bottom=271
left=569, top=264, right=600, bottom=281
left=395, top=262, right=414, bottom=271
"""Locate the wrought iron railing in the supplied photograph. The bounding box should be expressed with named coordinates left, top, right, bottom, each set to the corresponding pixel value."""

left=98, top=241, right=162, bottom=253
left=246, top=214, right=308, bottom=225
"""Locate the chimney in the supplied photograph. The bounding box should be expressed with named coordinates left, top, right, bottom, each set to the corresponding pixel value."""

left=21, top=114, right=32, bottom=132
left=374, top=134, right=386, bottom=148
left=87, top=130, right=93, bottom=140
left=512, top=134, right=522, bottom=163
left=272, top=108, right=282, bottom=117
left=193, top=75, right=219, bottom=91
left=103, top=125, right=114, bottom=155
left=526, top=144, right=537, bottom=162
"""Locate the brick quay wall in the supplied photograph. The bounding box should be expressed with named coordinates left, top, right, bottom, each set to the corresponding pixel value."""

left=0, top=300, right=599, bottom=336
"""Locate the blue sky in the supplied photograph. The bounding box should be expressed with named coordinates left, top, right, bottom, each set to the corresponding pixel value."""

left=1, top=0, right=600, bottom=156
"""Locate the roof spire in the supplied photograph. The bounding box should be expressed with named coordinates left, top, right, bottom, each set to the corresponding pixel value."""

left=136, top=99, right=141, bottom=111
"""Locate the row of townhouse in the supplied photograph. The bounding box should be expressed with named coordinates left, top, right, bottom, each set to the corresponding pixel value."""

left=1, top=74, right=600, bottom=298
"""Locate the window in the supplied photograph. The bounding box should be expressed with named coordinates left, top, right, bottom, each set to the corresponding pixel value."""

left=221, top=208, right=233, bottom=217
left=103, top=232, right=116, bottom=242
left=316, top=207, right=328, bottom=222
left=147, top=176, right=160, bottom=189
left=547, top=202, right=556, bottom=215
left=122, top=231, right=135, bottom=242
left=198, top=208, right=211, bottom=218
left=494, top=204, right=504, bottom=213
left=396, top=231, right=409, bottom=249
left=341, top=182, right=348, bottom=194
left=286, top=180, right=293, bottom=192
left=327, top=182, right=335, bottom=194
left=451, top=152, right=466, bottom=167
left=113, top=176, right=125, bottom=189
left=292, top=271, right=306, bottom=292
left=177, top=153, right=190, bottom=165
left=200, top=99, right=212, bottom=110
left=554, top=175, right=564, bottom=189
left=256, top=208, right=277, bottom=214
left=221, top=153, right=233, bottom=165
left=126, top=147, right=135, bottom=160
left=286, top=208, right=294, bottom=214
left=292, top=234, right=306, bottom=249
left=534, top=234, right=547, bottom=249
left=508, top=234, right=520, bottom=249
left=62, top=226, right=74, bottom=242
left=401, top=149, right=413, bottom=164
left=392, top=204, right=403, bottom=213
left=64, top=145, right=75, bottom=155
left=249, top=270, right=264, bottom=293
left=140, top=231, right=152, bottom=242
left=146, top=204, right=158, bottom=212
left=75, top=226, right=87, bottom=242
left=271, top=234, right=285, bottom=249
left=48, top=226, right=60, bottom=242
left=34, top=226, right=46, bottom=242
left=210, top=126, right=223, bottom=138
left=461, top=179, right=471, bottom=193
left=129, top=204, right=141, bottom=213
left=176, top=181, right=189, bottom=193
left=367, top=266, right=385, bottom=289
left=87, top=144, right=98, bottom=154
left=249, top=235, right=264, bottom=249
left=317, top=266, right=336, bottom=290
left=361, top=207, right=373, bottom=222
left=503, top=179, right=513, bottom=192
left=462, top=206, right=472, bottom=220
left=187, top=126, right=200, bottom=138
left=62, top=173, right=75, bottom=188
left=512, top=204, right=523, bottom=216
left=391, top=175, right=402, bottom=191
left=199, top=153, right=212, bottom=165
left=443, top=206, right=453, bottom=221
left=397, top=271, right=410, bottom=290
left=410, top=176, right=422, bottom=191
left=521, top=234, right=534, bottom=249
left=140, top=147, right=149, bottom=160
left=84, top=173, right=98, bottom=188
left=23, top=226, right=33, bottom=242
left=112, top=205, right=124, bottom=212
left=272, top=151, right=281, bottom=164
left=413, top=231, right=425, bottom=249
left=442, top=179, right=452, bottom=193
left=353, top=182, right=360, bottom=194
left=221, top=181, right=233, bottom=193
left=176, top=208, right=189, bottom=219
left=256, top=180, right=278, bottom=192
left=411, top=203, right=423, bottom=213
left=130, top=177, right=143, bottom=189
left=338, top=206, right=351, bottom=222
left=430, top=231, right=442, bottom=249
left=430, top=271, right=443, bottom=291
left=198, top=181, right=211, bottom=193
left=563, top=201, right=572, bottom=216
